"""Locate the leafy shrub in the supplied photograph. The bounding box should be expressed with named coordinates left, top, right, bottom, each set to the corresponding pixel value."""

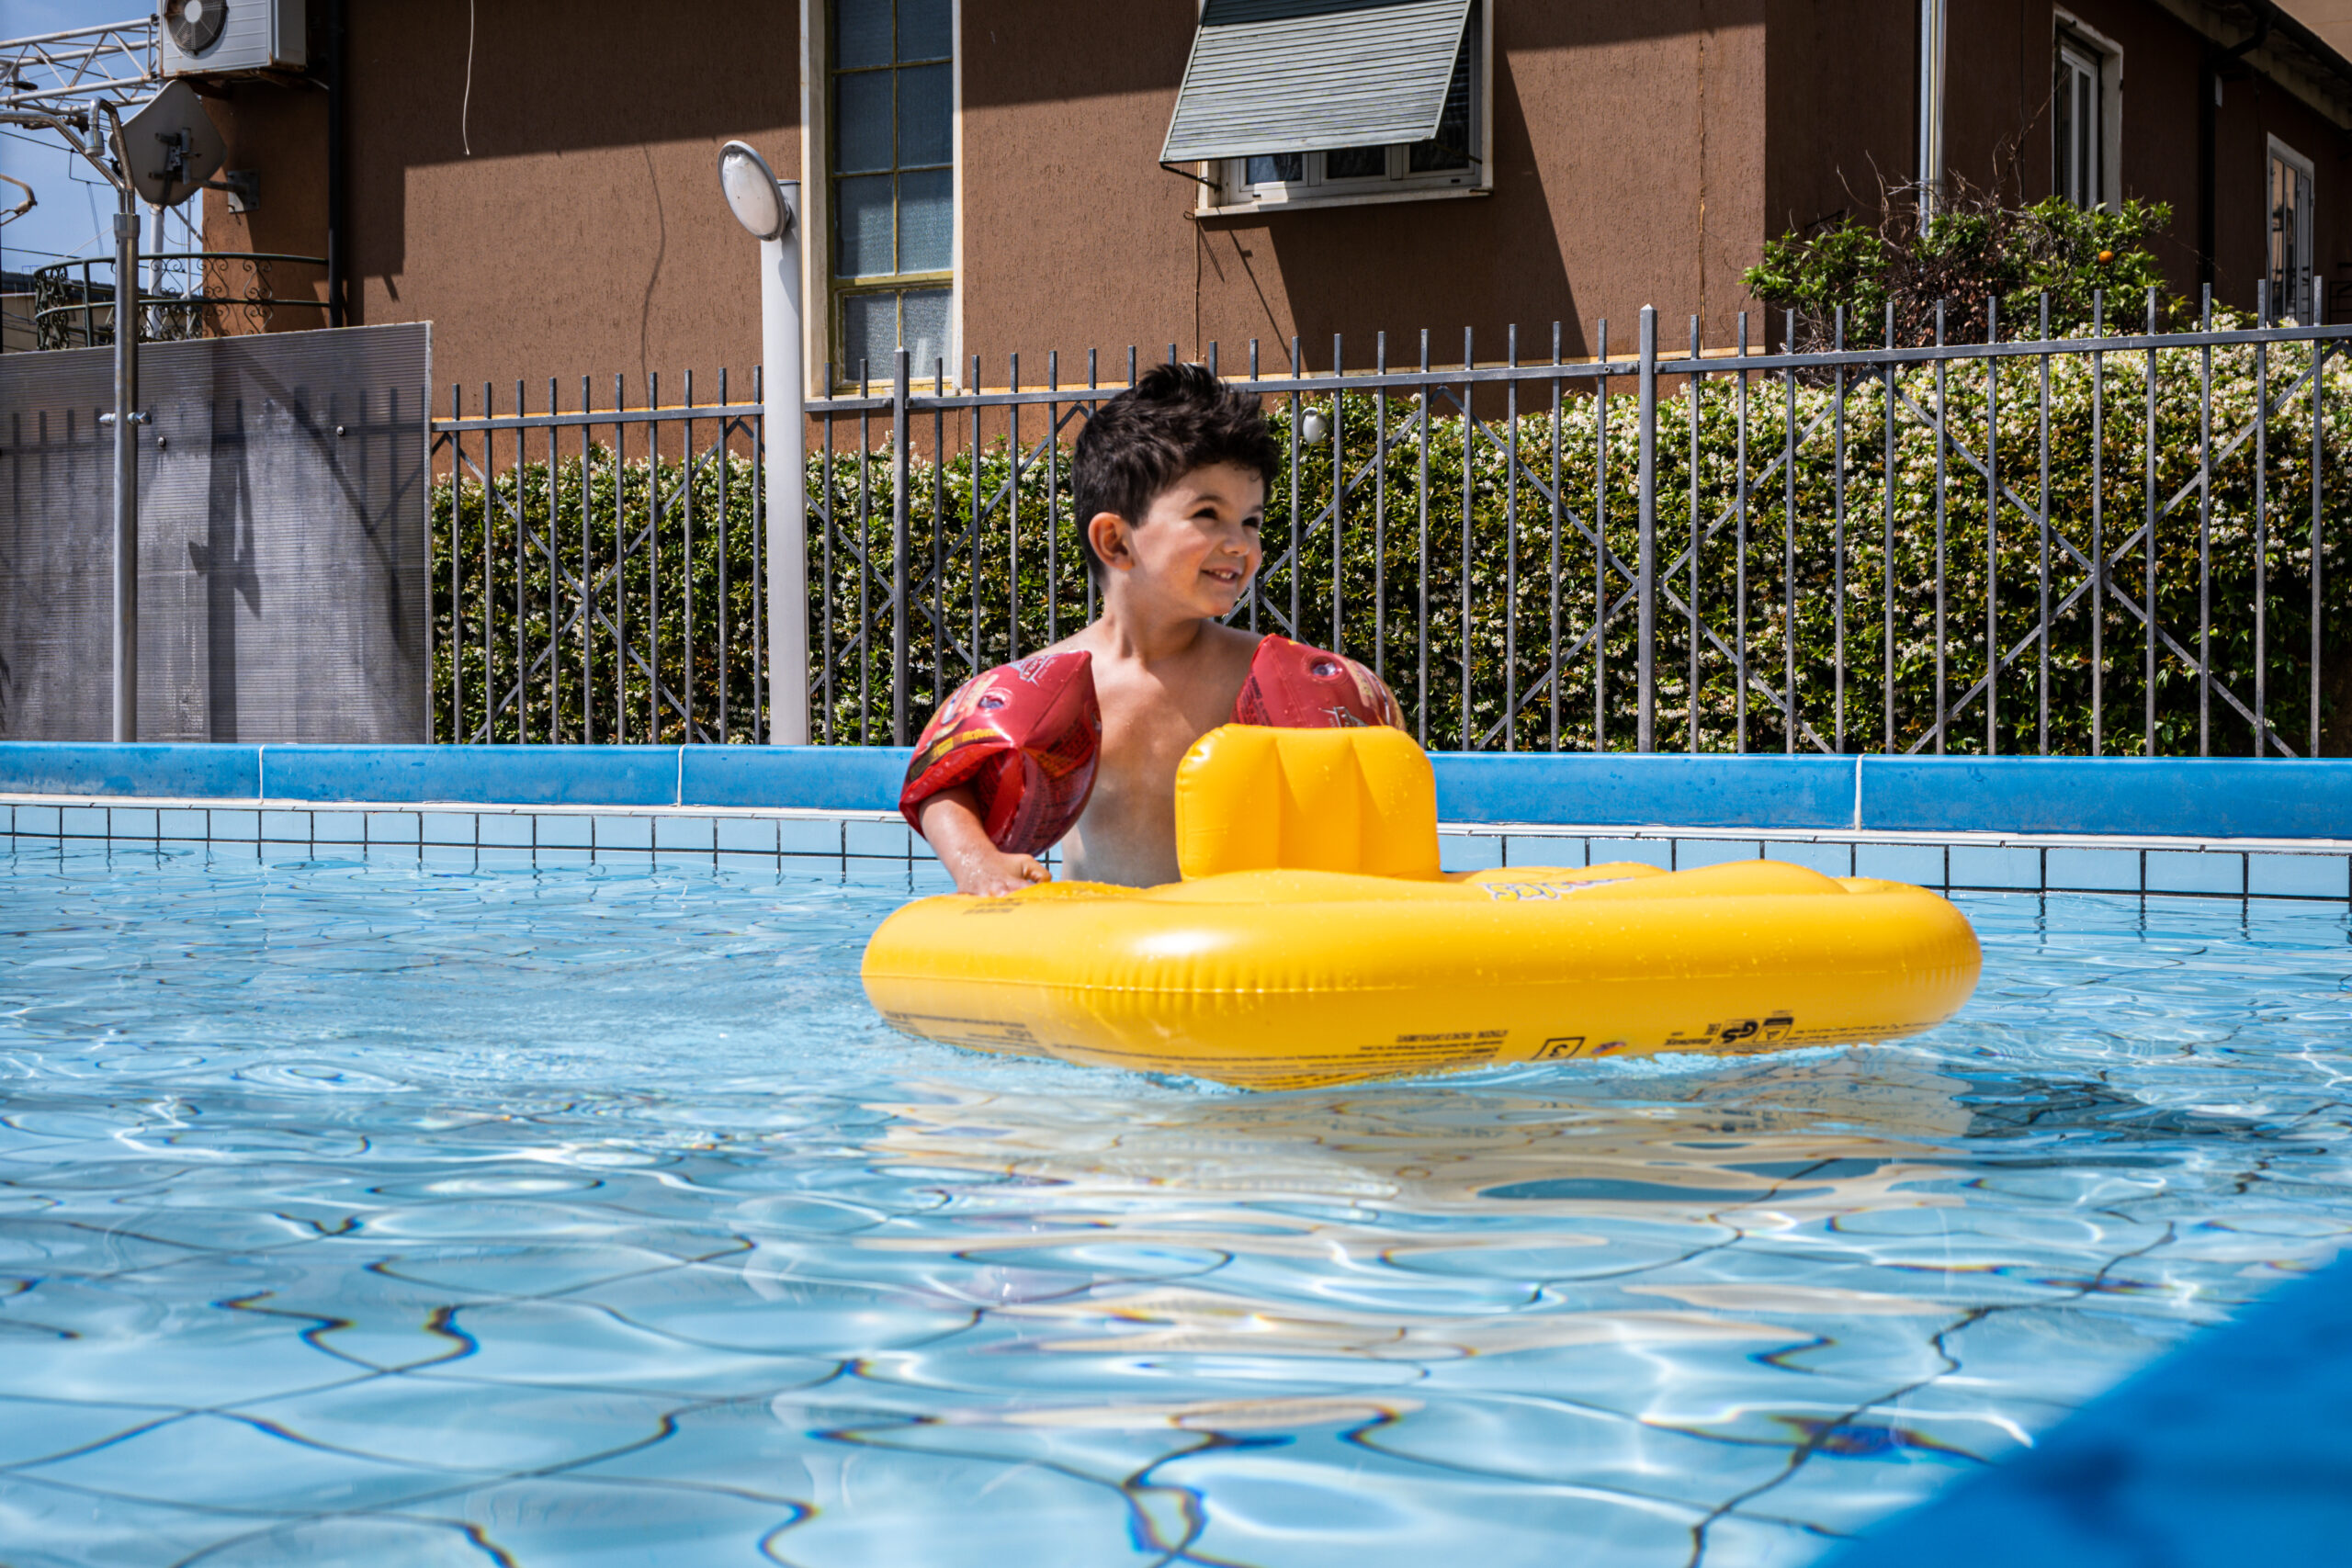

left=1743, top=183, right=2189, bottom=351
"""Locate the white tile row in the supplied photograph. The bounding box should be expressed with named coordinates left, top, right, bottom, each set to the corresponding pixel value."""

left=4, top=801, right=2346, bottom=899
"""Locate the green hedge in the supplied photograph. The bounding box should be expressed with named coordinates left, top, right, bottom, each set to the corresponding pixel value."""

left=433, top=341, right=2352, bottom=755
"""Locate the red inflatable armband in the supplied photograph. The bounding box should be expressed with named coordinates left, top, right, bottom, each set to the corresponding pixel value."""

left=899, top=650, right=1102, bottom=855
left=1231, top=636, right=1404, bottom=729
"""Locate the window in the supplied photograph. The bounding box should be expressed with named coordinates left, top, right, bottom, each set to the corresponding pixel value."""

left=2269, top=137, right=2317, bottom=324
left=1160, top=0, right=1487, bottom=216
left=1226, top=19, right=1476, bottom=208
left=830, top=0, right=952, bottom=389
left=2053, top=32, right=2102, bottom=207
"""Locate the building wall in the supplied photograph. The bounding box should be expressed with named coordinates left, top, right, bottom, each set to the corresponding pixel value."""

left=959, top=1, right=1770, bottom=376
left=198, top=0, right=2352, bottom=396
left=209, top=0, right=803, bottom=404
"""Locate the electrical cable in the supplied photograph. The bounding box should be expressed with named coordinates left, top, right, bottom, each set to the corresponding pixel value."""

left=460, top=0, right=475, bottom=156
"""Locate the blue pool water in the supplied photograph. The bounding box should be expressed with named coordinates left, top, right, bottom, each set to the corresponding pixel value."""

left=3, top=842, right=2349, bottom=1567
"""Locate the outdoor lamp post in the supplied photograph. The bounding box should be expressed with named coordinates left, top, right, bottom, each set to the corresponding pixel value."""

left=717, top=140, right=808, bottom=746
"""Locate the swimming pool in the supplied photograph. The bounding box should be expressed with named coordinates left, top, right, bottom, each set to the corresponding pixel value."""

left=4, top=841, right=2347, bottom=1566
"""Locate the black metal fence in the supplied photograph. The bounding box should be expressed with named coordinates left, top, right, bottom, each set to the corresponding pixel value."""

left=431, top=298, right=2350, bottom=757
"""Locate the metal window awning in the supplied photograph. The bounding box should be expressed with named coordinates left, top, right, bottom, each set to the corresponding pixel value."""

left=1160, top=0, right=1474, bottom=164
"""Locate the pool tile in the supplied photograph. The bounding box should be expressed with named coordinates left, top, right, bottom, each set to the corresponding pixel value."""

left=655, top=816, right=718, bottom=852
left=1504, top=835, right=1587, bottom=868
left=717, top=849, right=779, bottom=870
left=778, top=817, right=844, bottom=855
left=842, top=858, right=913, bottom=889
left=366, top=812, right=421, bottom=844
left=209, top=809, right=260, bottom=840
left=362, top=840, right=419, bottom=864
left=2247, top=852, right=2348, bottom=899
left=2047, top=846, right=2141, bottom=892
left=419, top=842, right=475, bottom=869
left=1949, top=844, right=2041, bottom=890
left=594, top=815, right=652, bottom=851
left=311, top=811, right=366, bottom=844
left=60, top=807, right=107, bottom=837
left=259, top=838, right=314, bottom=865
left=1763, top=839, right=1854, bottom=876
left=711, top=818, right=774, bottom=854
left=2146, top=850, right=2244, bottom=896
left=107, top=807, right=158, bottom=839
left=845, top=819, right=911, bottom=857
left=1856, top=841, right=1944, bottom=886
left=477, top=845, right=535, bottom=870
left=477, top=812, right=535, bottom=848
left=1672, top=839, right=1761, bottom=870
left=1440, top=832, right=1505, bottom=872
left=261, top=810, right=313, bottom=843
left=420, top=812, right=477, bottom=846
left=157, top=808, right=209, bottom=841
left=13, top=804, right=60, bottom=836
left=1584, top=836, right=1671, bottom=870
left=535, top=813, right=594, bottom=849
left=537, top=846, right=594, bottom=868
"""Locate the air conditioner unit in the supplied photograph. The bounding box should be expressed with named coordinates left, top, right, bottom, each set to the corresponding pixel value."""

left=158, top=0, right=305, bottom=78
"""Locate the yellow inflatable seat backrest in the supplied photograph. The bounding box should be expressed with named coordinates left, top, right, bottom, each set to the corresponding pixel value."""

left=1173, top=724, right=1442, bottom=881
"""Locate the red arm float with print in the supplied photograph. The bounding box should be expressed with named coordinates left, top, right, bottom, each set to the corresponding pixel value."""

left=899, top=651, right=1102, bottom=855
left=1231, top=636, right=1405, bottom=728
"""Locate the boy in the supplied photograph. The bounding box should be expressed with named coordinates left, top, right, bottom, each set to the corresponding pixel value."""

left=903, top=364, right=1402, bottom=894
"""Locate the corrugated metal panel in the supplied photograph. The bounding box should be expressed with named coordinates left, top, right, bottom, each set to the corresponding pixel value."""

left=1161, top=0, right=1475, bottom=164
left=0, top=323, right=431, bottom=742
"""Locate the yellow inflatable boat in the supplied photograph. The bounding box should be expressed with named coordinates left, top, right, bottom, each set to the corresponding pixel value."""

left=862, top=726, right=1982, bottom=1089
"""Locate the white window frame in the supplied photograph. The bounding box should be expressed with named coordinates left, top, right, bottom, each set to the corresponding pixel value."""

left=2268, top=135, right=2318, bottom=325
left=1193, top=4, right=1490, bottom=218
left=2052, top=10, right=2122, bottom=211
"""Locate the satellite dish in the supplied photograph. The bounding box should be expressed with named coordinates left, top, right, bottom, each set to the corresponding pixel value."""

left=123, top=80, right=227, bottom=208
left=163, top=0, right=228, bottom=55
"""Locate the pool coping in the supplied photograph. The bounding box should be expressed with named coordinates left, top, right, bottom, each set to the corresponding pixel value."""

left=2, top=745, right=2348, bottom=841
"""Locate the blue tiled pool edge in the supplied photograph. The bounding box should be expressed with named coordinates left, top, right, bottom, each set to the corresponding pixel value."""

left=1826, top=1247, right=2352, bottom=1566
left=3, top=744, right=2348, bottom=840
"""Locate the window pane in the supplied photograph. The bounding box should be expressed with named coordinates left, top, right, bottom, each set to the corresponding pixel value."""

left=899, top=0, right=951, bottom=61
left=1408, top=28, right=1473, bottom=173
left=899, top=62, right=953, bottom=166
left=902, top=288, right=951, bottom=378
left=899, top=167, right=954, bottom=273
left=1247, top=152, right=1303, bottom=185
left=835, top=71, right=894, bottom=174
left=841, top=293, right=896, bottom=383
left=834, top=0, right=891, bottom=69
left=1325, top=145, right=1385, bottom=180
left=836, top=174, right=895, bottom=276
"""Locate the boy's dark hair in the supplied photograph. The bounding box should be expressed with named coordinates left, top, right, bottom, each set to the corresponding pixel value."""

left=1071, top=363, right=1279, bottom=578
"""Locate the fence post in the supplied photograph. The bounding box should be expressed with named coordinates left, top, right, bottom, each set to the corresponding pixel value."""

left=891, top=346, right=911, bottom=745
left=1636, top=305, right=1658, bottom=752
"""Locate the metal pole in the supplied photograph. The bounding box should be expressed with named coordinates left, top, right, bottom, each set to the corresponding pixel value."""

left=1635, top=305, right=1658, bottom=751
left=763, top=182, right=808, bottom=745
left=110, top=193, right=140, bottom=743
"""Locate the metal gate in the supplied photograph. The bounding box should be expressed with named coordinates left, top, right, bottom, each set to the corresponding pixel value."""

left=0, top=322, right=431, bottom=742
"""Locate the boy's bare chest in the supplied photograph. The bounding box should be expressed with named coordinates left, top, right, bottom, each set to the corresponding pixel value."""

left=1093, top=659, right=1249, bottom=778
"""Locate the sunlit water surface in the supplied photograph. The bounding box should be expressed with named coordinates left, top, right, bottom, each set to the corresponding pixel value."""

left=3, top=842, right=2349, bottom=1568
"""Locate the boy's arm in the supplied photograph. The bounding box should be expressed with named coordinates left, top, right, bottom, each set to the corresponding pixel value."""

left=917, top=786, right=1051, bottom=895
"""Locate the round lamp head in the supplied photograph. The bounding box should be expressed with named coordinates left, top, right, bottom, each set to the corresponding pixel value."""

left=718, top=141, right=792, bottom=241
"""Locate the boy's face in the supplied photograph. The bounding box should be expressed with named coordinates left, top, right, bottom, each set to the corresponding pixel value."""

left=1097, top=462, right=1265, bottom=618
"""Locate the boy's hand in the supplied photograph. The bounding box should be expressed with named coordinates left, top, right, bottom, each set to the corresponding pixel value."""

left=917, top=788, right=1055, bottom=897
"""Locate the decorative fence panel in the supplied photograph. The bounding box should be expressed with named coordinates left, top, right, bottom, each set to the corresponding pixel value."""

left=432, top=302, right=2351, bottom=757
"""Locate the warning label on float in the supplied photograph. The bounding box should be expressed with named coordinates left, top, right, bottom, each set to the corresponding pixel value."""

left=1665, top=1014, right=1797, bottom=1052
